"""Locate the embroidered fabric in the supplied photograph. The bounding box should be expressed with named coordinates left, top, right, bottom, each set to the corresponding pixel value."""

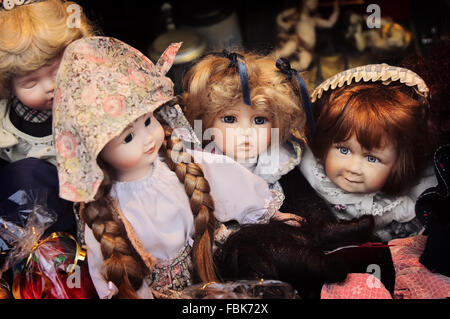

left=144, top=245, right=193, bottom=292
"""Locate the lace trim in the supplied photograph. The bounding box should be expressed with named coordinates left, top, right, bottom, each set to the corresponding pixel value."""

left=262, top=188, right=285, bottom=222
left=309, top=153, right=404, bottom=216
left=311, top=64, right=429, bottom=102
left=311, top=159, right=346, bottom=197
left=371, top=196, right=404, bottom=216
left=257, top=139, right=303, bottom=184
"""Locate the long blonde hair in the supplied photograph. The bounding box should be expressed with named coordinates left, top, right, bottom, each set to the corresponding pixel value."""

left=82, top=124, right=218, bottom=298
left=0, top=0, right=94, bottom=98
left=182, top=52, right=307, bottom=145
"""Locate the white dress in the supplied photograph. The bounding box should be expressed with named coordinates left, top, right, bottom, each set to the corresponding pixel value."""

left=85, top=150, right=281, bottom=298
left=300, top=147, right=437, bottom=240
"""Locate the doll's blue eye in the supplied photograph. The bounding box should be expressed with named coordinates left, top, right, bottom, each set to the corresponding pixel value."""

left=367, top=155, right=379, bottom=163
left=254, top=117, right=268, bottom=125
left=123, top=133, right=134, bottom=144
left=144, top=117, right=151, bottom=127
left=223, top=116, right=236, bottom=124
left=338, top=147, right=349, bottom=155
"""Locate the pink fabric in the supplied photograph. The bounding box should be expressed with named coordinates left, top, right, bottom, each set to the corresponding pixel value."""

left=321, top=235, right=450, bottom=299
left=390, top=235, right=450, bottom=299
left=321, top=273, right=392, bottom=299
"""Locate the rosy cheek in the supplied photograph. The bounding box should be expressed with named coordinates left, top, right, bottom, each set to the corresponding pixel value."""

left=113, top=155, right=142, bottom=170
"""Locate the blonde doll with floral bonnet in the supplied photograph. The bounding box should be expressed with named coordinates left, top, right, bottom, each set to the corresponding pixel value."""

left=53, top=36, right=292, bottom=299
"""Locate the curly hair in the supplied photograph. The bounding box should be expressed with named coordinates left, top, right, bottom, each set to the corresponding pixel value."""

left=182, top=52, right=307, bottom=145
left=0, top=0, right=95, bottom=98
left=81, top=125, right=218, bottom=298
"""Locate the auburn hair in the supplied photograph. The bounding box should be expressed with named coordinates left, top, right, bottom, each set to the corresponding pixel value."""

left=0, top=0, right=95, bottom=98
left=182, top=52, right=307, bottom=145
left=308, top=82, right=433, bottom=196
left=81, top=124, right=218, bottom=299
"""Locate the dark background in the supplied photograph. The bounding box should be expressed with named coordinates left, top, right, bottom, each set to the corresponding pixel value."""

left=75, top=0, right=450, bottom=92
left=77, top=0, right=449, bottom=56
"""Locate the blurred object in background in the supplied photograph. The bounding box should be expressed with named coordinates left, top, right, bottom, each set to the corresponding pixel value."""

left=148, top=3, right=207, bottom=95
left=272, top=0, right=340, bottom=71
left=410, top=0, right=449, bottom=55
left=173, top=1, right=243, bottom=51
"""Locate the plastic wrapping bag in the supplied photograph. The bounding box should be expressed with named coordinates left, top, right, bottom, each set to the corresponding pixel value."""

left=11, top=233, right=98, bottom=299
left=177, top=280, right=299, bottom=299
left=0, top=190, right=97, bottom=299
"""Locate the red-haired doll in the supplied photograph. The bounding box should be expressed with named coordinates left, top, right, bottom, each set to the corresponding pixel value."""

left=301, top=64, right=438, bottom=242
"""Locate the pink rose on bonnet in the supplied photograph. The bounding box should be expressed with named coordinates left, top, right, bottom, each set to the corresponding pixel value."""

left=53, top=36, right=182, bottom=203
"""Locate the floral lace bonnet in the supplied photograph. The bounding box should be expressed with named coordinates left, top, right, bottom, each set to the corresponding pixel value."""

left=311, top=63, right=429, bottom=103
left=53, top=36, right=197, bottom=203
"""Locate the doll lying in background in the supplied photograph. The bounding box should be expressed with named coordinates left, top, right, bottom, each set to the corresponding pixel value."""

left=182, top=52, right=395, bottom=298
left=301, top=64, right=438, bottom=243
left=52, top=36, right=302, bottom=299
left=0, top=0, right=94, bottom=239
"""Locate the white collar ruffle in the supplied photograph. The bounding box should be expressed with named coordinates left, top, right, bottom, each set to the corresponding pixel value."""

left=300, top=147, right=404, bottom=217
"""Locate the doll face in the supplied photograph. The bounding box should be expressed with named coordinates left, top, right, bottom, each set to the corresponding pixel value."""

left=324, top=135, right=397, bottom=194
left=210, top=101, right=272, bottom=161
left=11, top=56, right=62, bottom=110
left=100, top=112, right=164, bottom=182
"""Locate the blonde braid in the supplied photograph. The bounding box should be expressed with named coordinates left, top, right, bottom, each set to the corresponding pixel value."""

left=161, top=125, right=218, bottom=283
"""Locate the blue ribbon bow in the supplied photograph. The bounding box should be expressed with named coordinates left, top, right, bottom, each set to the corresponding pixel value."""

left=276, top=58, right=316, bottom=137
left=212, top=50, right=251, bottom=106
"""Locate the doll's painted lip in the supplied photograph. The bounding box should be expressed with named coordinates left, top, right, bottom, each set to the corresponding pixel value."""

left=144, top=144, right=156, bottom=155
left=345, top=178, right=363, bottom=183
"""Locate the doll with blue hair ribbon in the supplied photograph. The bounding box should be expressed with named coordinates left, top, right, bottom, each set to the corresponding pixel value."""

left=181, top=50, right=395, bottom=298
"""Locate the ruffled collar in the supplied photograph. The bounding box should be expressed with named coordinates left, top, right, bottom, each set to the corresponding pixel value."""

left=112, top=157, right=162, bottom=193
left=247, top=138, right=304, bottom=184
left=300, top=147, right=405, bottom=216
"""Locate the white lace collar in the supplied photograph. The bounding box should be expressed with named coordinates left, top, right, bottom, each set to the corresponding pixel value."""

left=300, top=147, right=404, bottom=216
left=252, top=138, right=303, bottom=184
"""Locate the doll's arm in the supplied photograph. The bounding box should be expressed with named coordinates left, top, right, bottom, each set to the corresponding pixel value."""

left=84, top=226, right=152, bottom=299
left=271, top=211, right=304, bottom=227
left=314, top=0, right=340, bottom=28
left=84, top=226, right=114, bottom=298
left=189, top=150, right=280, bottom=224
left=276, top=7, right=298, bottom=31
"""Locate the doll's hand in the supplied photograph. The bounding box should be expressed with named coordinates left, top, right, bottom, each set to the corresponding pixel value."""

left=272, top=211, right=304, bottom=227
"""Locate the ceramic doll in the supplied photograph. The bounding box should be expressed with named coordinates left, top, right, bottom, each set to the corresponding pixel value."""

left=301, top=63, right=438, bottom=242
left=0, top=0, right=94, bottom=236
left=181, top=52, right=395, bottom=298
left=53, top=36, right=297, bottom=299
